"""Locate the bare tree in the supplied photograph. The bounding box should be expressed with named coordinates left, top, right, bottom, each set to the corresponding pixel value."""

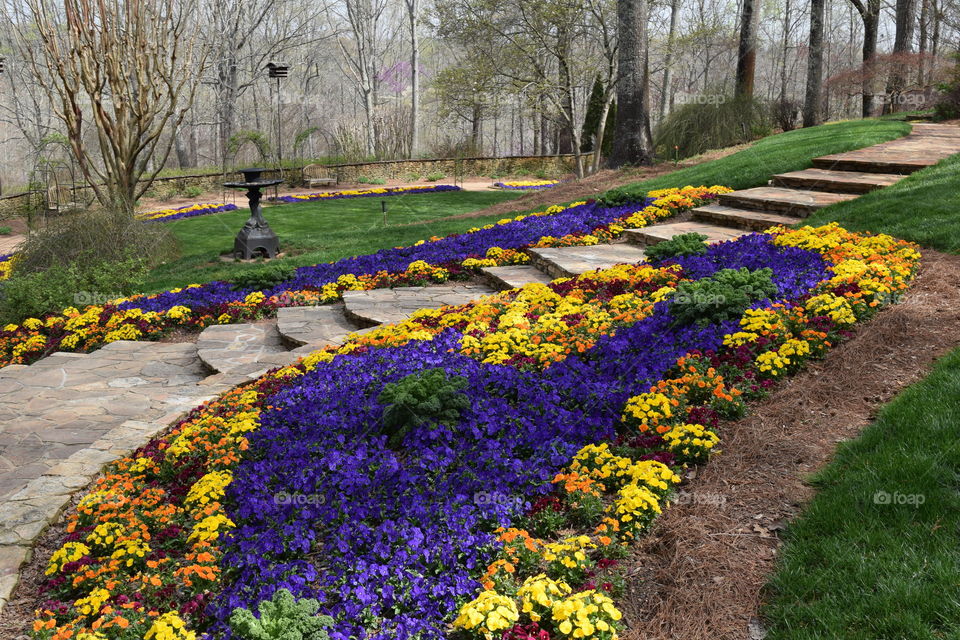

left=886, top=0, right=918, bottom=108
left=609, top=0, right=653, bottom=167
left=9, top=0, right=202, bottom=213
left=404, top=0, right=421, bottom=156
left=804, top=0, right=826, bottom=127
left=735, top=0, right=761, bottom=98
left=848, top=0, right=881, bottom=116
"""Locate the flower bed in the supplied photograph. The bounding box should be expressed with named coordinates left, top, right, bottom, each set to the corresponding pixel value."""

left=272, top=184, right=462, bottom=203
left=494, top=180, right=561, bottom=190
left=0, top=252, right=12, bottom=281
left=30, top=222, right=919, bottom=640
left=137, top=203, right=240, bottom=223
left=0, top=187, right=728, bottom=367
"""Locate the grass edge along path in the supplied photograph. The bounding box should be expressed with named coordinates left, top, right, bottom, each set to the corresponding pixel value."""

left=760, top=346, right=960, bottom=640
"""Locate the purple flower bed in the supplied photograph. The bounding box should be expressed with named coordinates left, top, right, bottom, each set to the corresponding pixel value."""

left=122, top=200, right=652, bottom=314
left=207, top=235, right=832, bottom=640
left=271, top=184, right=462, bottom=204
left=142, top=203, right=240, bottom=223
left=493, top=181, right=560, bottom=190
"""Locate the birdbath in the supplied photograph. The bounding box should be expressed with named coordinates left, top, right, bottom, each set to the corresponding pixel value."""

left=224, top=167, right=282, bottom=260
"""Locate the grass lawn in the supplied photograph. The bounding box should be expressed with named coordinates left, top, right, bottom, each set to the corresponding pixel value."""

left=620, top=119, right=911, bottom=192
left=144, top=190, right=522, bottom=292
left=761, top=347, right=960, bottom=639
left=803, top=151, right=960, bottom=253
left=143, top=119, right=911, bottom=293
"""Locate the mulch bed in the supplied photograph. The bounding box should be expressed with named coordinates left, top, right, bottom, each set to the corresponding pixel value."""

left=620, top=249, right=960, bottom=640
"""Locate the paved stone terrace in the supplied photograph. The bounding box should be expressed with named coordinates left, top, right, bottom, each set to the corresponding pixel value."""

left=1, top=121, right=959, bottom=612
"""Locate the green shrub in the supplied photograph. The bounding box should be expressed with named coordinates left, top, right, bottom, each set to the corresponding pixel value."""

left=655, top=96, right=771, bottom=159
left=935, top=53, right=960, bottom=121
left=377, top=368, right=470, bottom=447
left=596, top=187, right=645, bottom=207
left=0, top=226, right=11, bottom=235
left=0, top=257, right=148, bottom=325
left=644, top=233, right=709, bottom=261
left=424, top=172, right=446, bottom=182
left=403, top=171, right=423, bottom=182
left=229, top=588, right=333, bottom=640
left=183, top=185, right=204, bottom=198
left=229, top=262, right=297, bottom=291
left=669, top=267, right=777, bottom=327
left=356, top=176, right=372, bottom=184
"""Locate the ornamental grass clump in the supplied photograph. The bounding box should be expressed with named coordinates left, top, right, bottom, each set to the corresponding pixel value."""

left=378, top=367, right=471, bottom=447
left=669, top=267, right=777, bottom=327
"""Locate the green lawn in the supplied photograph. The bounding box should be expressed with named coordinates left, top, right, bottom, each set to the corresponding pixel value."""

left=804, top=151, right=960, bottom=253
left=761, top=347, right=960, bottom=639
left=616, top=119, right=911, bottom=193
left=145, top=190, right=522, bottom=292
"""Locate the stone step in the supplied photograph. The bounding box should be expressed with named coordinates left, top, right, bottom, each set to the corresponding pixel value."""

left=811, top=155, right=935, bottom=175
left=771, top=168, right=905, bottom=194
left=625, top=222, right=748, bottom=246
left=718, top=187, right=857, bottom=217
left=195, top=322, right=289, bottom=374
left=526, top=244, right=648, bottom=279
left=692, top=204, right=799, bottom=231
left=481, top=265, right=555, bottom=290
left=22, top=351, right=88, bottom=370
left=342, top=285, right=496, bottom=326
left=276, top=304, right=364, bottom=348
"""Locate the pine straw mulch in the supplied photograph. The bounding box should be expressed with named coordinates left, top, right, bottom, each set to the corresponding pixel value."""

left=619, top=249, right=960, bottom=640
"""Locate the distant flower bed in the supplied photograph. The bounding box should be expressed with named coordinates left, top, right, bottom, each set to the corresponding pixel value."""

left=495, top=179, right=562, bottom=190
left=30, top=222, right=920, bottom=640
left=0, top=187, right=727, bottom=367
left=272, top=184, right=462, bottom=203
left=137, top=203, right=240, bottom=223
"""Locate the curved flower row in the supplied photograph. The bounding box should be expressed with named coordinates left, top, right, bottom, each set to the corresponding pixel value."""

left=0, top=252, right=12, bottom=281
left=272, top=184, right=462, bottom=203
left=494, top=180, right=561, bottom=190
left=30, top=222, right=919, bottom=640
left=137, top=203, right=240, bottom=223
left=0, top=187, right=729, bottom=367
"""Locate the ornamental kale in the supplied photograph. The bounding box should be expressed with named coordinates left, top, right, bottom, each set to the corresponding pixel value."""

left=229, top=588, right=333, bottom=640
left=378, top=367, right=470, bottom=447
left=644, top=232, right=709, bottom=261
left=669, top=267, right=778, bottom=327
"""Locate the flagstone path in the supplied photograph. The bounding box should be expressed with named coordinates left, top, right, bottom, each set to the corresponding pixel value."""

left=2, top=122, right=960, bottom=611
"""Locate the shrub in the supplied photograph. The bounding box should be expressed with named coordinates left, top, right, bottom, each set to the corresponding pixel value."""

left=424, top=172, right=447, bottom=182
left=229, top=263, right=298, bottom=291
left=183, top=185, right=204, bottom=198
left=378, top=368, right=470, bottom=447
left=935, top=53, right=960, bottom=121
left=644, top=233, right=709, bottom=261
left=654, top=96, right=771, bottom=159
left=0, top=226, right=11, bottom=235
left=773, top=98, right=801, bottom=132
left=229, top=588, right=333, bottom=640
left=669, top=267, right=777, bottom=327
left=596, top=187, right=645, bottom=208
left=0, top=257, right=148, bottom=325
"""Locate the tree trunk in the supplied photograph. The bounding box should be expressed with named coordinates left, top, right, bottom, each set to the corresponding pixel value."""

left=886, top=0, right=918, bottom=110
left=779, top=0, right=792, bottom=103
left=803, top=0, right=826, bottom=127
left=592, top=92, right=615, bottom=173
left=860, top=5, right=880, bottom=117
left=918, top=0, right=929, bottom=85
left=407, top=0, right=420, bottom=157
left=660, top=0, right=680, bottom=120
left=735, top=0, right=761, bottom=99
left=609, top=0, right=653, bottom=167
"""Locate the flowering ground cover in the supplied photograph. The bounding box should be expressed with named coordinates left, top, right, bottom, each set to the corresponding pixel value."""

left=137, top=204, right=240, bottom=223
left=0, top=186, right=726, bottom=367
left=494, top=180, right=561, bottom=190
left=272, top=184, right=462, bottom=203
left=0, top=252, right=12, bottom=281
left=28, top=220, right=919, bottom=640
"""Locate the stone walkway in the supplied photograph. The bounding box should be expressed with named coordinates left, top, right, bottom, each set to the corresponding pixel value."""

left=2, top=122, right=959, bottom=612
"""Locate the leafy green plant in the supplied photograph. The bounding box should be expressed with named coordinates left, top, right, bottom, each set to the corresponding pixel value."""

left=377, top=367, right=470, bottom=447
left=0, top=226, right=11, bottom=235
left=0, top=257, right=148, bottom=325
left=356, top=176, right=386, bottom=185
left=644, top=233, right=709, bottom=261
left=229, top=263, right=297, bottom=291
left=669, top=267, right=777, bottom=327
left=654, top=95, right=771, bottom=159
left=596, top=187, right=644, bottom=207
left=182, top=185, right=204, bottom=198
left=424, top=172, right=446, bottom=182
left=229, top=588, right=333, bottom=640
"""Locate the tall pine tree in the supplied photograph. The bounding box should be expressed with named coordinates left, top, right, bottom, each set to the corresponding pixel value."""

left=580, top=76, right=616, bottom=155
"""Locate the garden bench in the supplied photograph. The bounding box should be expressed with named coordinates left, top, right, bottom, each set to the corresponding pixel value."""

left=303, top=164, right=338, bottom=188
